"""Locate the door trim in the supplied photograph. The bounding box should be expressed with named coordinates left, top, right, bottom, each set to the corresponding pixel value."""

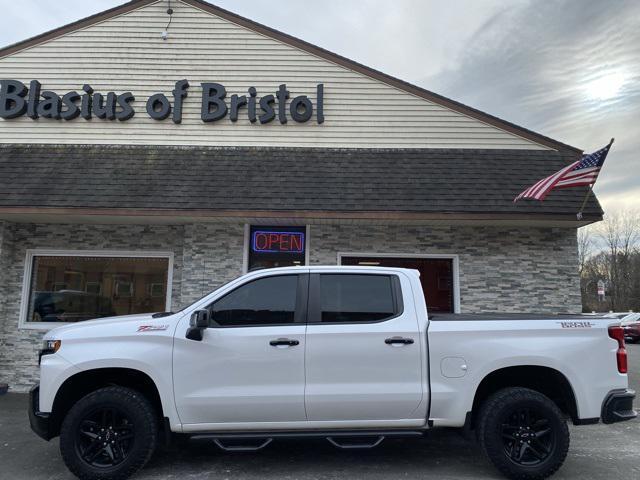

left=337, top=252, right=461, bottom=314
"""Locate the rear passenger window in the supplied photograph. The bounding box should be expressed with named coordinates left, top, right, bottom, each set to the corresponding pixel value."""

left=319, top=274, right=397, bottom=323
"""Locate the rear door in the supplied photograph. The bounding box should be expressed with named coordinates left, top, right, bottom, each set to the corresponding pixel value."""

left=304, top=271, right=424, bottom=423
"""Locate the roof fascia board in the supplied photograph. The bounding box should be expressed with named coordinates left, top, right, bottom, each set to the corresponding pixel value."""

left=0, top=206, right=603, bottom=225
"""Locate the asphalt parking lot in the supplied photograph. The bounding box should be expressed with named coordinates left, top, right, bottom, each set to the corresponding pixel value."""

left=1, top=346, right=639, bottom=480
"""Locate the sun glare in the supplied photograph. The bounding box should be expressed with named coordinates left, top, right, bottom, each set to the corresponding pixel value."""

left=584, top=72, right=626, bottom=100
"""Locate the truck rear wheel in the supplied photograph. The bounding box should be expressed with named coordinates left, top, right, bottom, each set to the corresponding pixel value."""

left=59, top=386, right=157, bottom=480
left=477, top=387, right=569, bottom=480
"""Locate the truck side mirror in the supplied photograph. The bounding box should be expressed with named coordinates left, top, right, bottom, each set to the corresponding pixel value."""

left=186, top=309, right=210, bottom=341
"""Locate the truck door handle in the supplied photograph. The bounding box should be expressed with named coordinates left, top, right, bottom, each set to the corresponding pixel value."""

left=385, top=337, right=414, bottom=345
left=269, top=338, right=299, bottom=347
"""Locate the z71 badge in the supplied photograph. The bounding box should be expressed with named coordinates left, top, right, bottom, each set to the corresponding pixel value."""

left=556, top=321, right=595, bottom=329
left=137, top=325, right=169, bottom=332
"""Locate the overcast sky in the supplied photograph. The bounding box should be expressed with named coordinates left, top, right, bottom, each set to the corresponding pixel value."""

left=1, top=0, right=638, bottom=216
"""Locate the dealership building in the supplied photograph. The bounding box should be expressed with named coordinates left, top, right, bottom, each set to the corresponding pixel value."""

left=0, top=0, right=602, bottom=391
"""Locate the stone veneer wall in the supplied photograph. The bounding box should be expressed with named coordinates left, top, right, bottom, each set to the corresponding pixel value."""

left=309, top=224, right=581, bottom=314
left=180, top=223, right=246, bottom=305
left=0, top=222, right=8, bottom=380
left=0, top=222, right=580, bottom=391
left=0, top=224, right=186, bottom=391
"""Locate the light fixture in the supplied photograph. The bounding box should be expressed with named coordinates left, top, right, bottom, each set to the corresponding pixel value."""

left=162, top=0, right=173, bottom=41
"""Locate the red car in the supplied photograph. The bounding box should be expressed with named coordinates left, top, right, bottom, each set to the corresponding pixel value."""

left=619, top=313, right=640, bottom=343
left=624, top=322, right=640, bottom=343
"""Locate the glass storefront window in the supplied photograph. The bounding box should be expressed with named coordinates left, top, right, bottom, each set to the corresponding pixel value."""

left=25, top=254, right=171, bottom=324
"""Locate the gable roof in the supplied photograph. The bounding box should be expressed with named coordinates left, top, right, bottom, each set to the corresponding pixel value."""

left=0, top=0, right=582, bottom=155
left=0, top=144, right=602, bottom=223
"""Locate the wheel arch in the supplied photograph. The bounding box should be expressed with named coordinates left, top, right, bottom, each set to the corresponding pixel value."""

left=50, top=367, right=165, bottom=438
left=469, top=365, right=579, bottom=428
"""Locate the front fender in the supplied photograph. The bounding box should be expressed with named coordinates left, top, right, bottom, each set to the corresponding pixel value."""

left=41, top=333, right=181, bottom=430
left=39, top=352, right=81, bottom=413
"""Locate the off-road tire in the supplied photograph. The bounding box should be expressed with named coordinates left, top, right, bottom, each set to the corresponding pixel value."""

left=477, top=387, right=569, bottom=480
left=60, top=386, right=157, bottom=480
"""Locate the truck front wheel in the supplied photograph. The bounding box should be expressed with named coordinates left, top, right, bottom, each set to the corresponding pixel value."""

left=59, top=386, right=158, bottom=480
left=477, top=387, right=569, bottom=480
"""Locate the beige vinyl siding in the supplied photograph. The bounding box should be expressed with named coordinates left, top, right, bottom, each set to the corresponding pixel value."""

left=0, top=0, right=550, bottom=149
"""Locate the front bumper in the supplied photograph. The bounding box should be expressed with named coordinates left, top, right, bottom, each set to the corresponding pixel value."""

left=28, top=385, right=54, bottom=441
left=601, top=389, right=637, bottom=424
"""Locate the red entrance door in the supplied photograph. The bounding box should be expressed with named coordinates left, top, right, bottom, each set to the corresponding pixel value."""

left=340, top=256, right=454, bottom=313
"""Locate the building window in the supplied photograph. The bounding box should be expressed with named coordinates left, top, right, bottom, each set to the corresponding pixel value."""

left=22, top=252, right=172, bottom=326
left=247, top=225, right=306, bottom=271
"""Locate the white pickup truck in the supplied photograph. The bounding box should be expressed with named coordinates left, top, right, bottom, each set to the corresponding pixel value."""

left=29, top=266, right=636, bottom=480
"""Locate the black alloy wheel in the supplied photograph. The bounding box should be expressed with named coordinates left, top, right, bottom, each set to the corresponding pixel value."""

left=60, top=386, right=157, bottom=480
left=75, top=406, right=135, bottom=468
left=477, top=387, right=569, bottom=480
left=500, top=406, right=555, bottom=466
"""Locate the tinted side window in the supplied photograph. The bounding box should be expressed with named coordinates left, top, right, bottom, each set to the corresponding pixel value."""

left=210, top=275, right=298, bottom=326
left=320, top=274, right=396, bottom=323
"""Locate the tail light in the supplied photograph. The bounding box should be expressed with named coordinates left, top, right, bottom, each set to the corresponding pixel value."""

left=608, top=326, right=628, bottom=374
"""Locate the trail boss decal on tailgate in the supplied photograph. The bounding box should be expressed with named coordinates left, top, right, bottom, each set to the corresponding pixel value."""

left=556, top=321, right=596, bottom=329
left=137, top=325, right=170, bottom=332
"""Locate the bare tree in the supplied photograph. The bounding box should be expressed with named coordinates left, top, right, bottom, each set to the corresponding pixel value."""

left=578, top=227, right=594, bottom=310
left=577, top=227, right=593, bottom=276
left=594, top=210, right=640, bottom=311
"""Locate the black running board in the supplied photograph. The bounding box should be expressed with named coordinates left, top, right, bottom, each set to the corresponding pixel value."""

left=213, top=438, right=273, bottom=452
left=191, top=429, right=425, bottom=451
left=327, top=435, right=385, bottom=449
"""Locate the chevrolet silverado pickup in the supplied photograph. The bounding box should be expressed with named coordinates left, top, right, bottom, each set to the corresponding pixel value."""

left=29, top=266, right=637, bottom=480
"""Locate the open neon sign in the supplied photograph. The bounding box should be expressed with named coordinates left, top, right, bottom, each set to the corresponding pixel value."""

left=252, top=231, right=305, bottom=253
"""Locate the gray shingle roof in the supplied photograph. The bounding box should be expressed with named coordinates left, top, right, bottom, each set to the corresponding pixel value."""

left=0, top=144, right=603, bottom=218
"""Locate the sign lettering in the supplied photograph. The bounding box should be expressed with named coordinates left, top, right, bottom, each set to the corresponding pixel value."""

left=0, top=79, right=325, bottom=124
left=252, top=230, right=305, bottom=254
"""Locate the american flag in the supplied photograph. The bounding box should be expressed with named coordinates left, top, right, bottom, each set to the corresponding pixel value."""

left=514, top=141, right=612, bottom=202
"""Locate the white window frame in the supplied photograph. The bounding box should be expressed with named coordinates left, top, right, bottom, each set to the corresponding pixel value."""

left=336, top=252, right=461, bottom=314
left=243, top=224, right=310, bottom=273
left=19, top=249, right=174, bottom=330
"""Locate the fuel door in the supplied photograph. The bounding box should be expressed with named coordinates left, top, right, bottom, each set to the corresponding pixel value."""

left=440, top=356, right=468, bottom=378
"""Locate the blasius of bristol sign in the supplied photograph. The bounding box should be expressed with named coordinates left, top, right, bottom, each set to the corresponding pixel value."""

left=0, top=79, right=325, bottom=124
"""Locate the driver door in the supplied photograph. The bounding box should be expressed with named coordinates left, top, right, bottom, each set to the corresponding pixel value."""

left=173, top=273, right=308, bottom=429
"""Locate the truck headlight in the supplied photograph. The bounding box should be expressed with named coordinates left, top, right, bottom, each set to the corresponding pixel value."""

left=41, top=339, right=61, bottom=355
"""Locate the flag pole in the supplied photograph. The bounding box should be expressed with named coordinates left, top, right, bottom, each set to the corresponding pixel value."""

left=576, top=185, right=594, bottom=221
left=576, top=137, right=614, bottom=221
